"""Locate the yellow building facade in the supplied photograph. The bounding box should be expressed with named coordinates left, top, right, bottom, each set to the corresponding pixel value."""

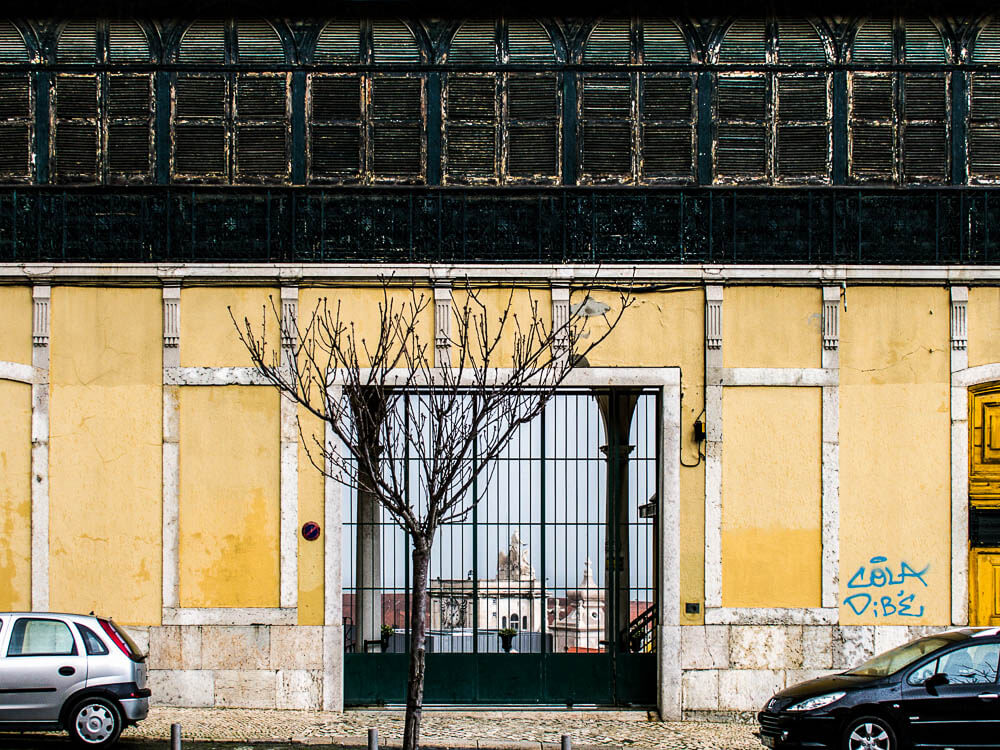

left=0, top=268, right=993, bottom=718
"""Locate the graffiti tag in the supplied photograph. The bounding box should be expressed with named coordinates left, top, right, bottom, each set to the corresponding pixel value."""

left=843, top=556, right=928, bottom=618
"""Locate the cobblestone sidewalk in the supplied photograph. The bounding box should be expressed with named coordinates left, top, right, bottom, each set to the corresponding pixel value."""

left=124, top=708, right=762, bottom=750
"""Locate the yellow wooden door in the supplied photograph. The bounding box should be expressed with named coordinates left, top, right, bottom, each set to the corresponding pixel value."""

left=972, top=550, right=1000, bottom=626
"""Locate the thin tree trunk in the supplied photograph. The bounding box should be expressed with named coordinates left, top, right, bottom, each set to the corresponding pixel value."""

left=403, top=543, right=431, bottom=750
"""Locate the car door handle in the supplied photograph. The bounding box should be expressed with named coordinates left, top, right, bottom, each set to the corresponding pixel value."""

left=978, top=692, right=999, bottom=700
left=58, top=666, right=75, bottom=676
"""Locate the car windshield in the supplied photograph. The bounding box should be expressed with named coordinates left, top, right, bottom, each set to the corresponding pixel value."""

left=846, top=636, right=954, bottom=677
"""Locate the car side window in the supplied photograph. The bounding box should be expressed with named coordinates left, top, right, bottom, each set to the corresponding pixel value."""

left=7, top=618, right=77, bottom=657
left=908, top=658, right=939, bottom=686
left=76, top=624, right=109, bottom=655
left=938, top=643, right=1000, bottom=684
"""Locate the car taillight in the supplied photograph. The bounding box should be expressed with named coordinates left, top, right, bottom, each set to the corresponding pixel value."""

left=99, top=619, right=138, bottom=661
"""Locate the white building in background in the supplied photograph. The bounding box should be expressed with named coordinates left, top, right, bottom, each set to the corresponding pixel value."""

left=551, top=559, right=606, bottom=652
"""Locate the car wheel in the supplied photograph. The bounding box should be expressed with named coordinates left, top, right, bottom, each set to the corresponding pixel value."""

left=842, top=715, right=897, bottom=750
left=67, top=697, right=123, bottom=748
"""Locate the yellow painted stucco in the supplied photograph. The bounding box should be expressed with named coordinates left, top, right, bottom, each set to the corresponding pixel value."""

left=49, top=287, right=162, bottom=625
left=0, top=286, right=31, bottom=365
left=181, top=286, right=279, bottom=367
left=721, top=387, right=823, bottom=608
left=179, top=385, right=280, bottom=608
left=839, top=286, right=950, bottom=625
left=723, top=286, right=822, bottom=368
left=969, top=287, right=1000, bottom=368
left=298, top=406, right=325, bottom=625
left=575, top=288, right=707, bottom=621
left=0, top=379, right=31, bottom=611
left=450, top=286, right=551, bottom=368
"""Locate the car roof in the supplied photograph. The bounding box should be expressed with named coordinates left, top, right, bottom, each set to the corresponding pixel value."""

left=0, top=612, right=102, bottom=621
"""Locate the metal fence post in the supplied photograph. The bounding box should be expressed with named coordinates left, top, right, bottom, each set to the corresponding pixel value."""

left=562, top=734, right=571, bottom=750
left=369, top=727, right=379, bottom=750
left=170, top=723, right=181, bottom=750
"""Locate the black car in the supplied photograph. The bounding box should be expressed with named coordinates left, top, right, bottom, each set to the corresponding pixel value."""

left=758, top=628, right=1000, bottom=749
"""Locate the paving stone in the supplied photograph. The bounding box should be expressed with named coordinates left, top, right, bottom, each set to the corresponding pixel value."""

left=122, top=707, right=763, bottom=749
left=150, top=626, right=203, bottom=670
left=718, top=670, right=784, bottom=712
left=729, top=626, right=800, bottom=670
left=681, top=670, right=719, bottom=710
left=277, top=669, right=323, bottom=710
left=801, top=626, right=832, bottom=669
left=148, top=670, right=214, bottom=708
left=833, top=626, right=875, bottom=670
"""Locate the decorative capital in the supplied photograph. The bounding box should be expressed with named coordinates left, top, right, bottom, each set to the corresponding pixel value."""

left=32, top=285, right=50, bottom=348
left=951, top=286, right=968, bottom=352
left=551, top=284, right=571, bottom=363
left=280, top=286, right=299, bottom=349
left=434, top=284, right=452, bottom=367
left=822, top=286, right=840, bottom=351
left=705, top=286, right=723, bottom=350
left=162, top=284, right=180, bottom=348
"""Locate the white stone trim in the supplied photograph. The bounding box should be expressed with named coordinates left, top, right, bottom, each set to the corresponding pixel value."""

left=323, top=390, right=344, bottom=711
left=704, top=607, right=838, bottom=625
left=551, top=284, right=570, bottom=364
left=8, top=262, right=1000, bottom=284
left=29, top=285, right=51, bottom=613
left=433, top=284, right=452, bottom=368
left=951, top=286, right=969, bottom=356
left=325, top=367, right=681, bottom=389
left=658, top=381, right=682, bottom=720
left=707, top=367, right=837, bottom=387
left=162, top=386, right=180, bottom=610
left=704, top=287, right=723, bottom=610
left=821, top=287, right=841, bottom=610
left=32, top=285, right=50, bottom=347
left=822, top=286, right=840, bottom=352
left=165, top=367, right=275, bottom=386
left=279, top=287, right=299, bottom=611
left=280, top=286, right=298, bottom=350
left=161, top=607, right=297, bottom=626
left=0, top=361, right=41, bottom=384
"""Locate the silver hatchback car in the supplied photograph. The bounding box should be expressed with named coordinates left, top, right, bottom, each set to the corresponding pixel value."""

left=0, top=612, right=149, bottom=747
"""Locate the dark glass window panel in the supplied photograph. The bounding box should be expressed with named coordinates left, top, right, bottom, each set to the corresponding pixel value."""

left=581, top=76, right=630, bottom=119
left=372, top=124, right=422, bottom=177
left=372, top=78, right=422, bottom=120
left=448, top=76, right=496, bottom=120
left=777, top=77, right=828, bottom=121
left=311, top=77, right=361, bottom=122
left=717, top=77, right=766, bottom=121
left=508, top=123, right=558, bottom=177
left=902, top=123, right=948, bottom=179
left=446, top=123, right=496, bottom=177
left=310, top=123, right=361, bottom=176
left=174, top=123, right=226, bottom=175
left=642, top=77, right=691, bottom=120
left=55, top=75, right=98, bottom=120
left=581, top=121, right=631, bottom=175
left=54, top=122, right=98, bottom=179
left=641, top=124, right=692, bottom=178
left=715, top=124, right=766, bottom=176
left=236, top=124, right=287, bottom=177
left=108, top=123, right=150, bottom=174
left=0, top=74, right=29, bottom=118
left=851, top=124, right=894, bottom=177
left=237, top=76, right=287, bottom=120
left=776, top=125, right=828, bottom=177
left=175, top=76, right=226, bottom=119
left=108, top=75, right=150, bottom=119
left=852, top=76, right=893, bottom=121
left=508, top=75, right=558, bottom=120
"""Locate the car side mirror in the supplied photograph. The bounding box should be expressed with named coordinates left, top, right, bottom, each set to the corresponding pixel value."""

left=923, top=673, right=949, bottom=692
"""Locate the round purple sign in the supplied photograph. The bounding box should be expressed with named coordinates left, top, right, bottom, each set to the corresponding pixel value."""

left=301, top=521, right=321, bottom=541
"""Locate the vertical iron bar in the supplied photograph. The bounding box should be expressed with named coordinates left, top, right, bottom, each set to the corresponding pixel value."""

left=540, top=402, right=547, bottom=656
left=472, top=395, right=479, bottom=654
left=404, top=395, right=411, bottom=650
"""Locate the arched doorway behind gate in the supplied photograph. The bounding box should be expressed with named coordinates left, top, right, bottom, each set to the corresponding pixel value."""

left=342, top=388, right=661, bottom=706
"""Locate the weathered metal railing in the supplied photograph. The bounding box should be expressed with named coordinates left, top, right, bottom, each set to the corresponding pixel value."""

left=0, top=185, right=997, bottom=265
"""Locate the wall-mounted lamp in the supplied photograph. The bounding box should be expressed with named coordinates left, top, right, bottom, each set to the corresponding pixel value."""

left=693, top=419, right=706, bottom=443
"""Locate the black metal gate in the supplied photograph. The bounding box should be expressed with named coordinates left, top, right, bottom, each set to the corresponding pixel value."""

left=343, top=389, right=659, bottom=706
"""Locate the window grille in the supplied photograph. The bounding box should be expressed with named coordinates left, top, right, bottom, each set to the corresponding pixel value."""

left=50, top=20, right=153, bottom=184
left=0, top=21, right=32, bottom=182
left=172, top=19, right=289, bottom=183
left=444, top=19, right=560, bottom=184
left=308, top=20, right=424, bottom=183
left=579, top=19, right=694, bottom=184
left=713, top=19, right=830, bottom=184
left=848, top=18, right=950, bottom=184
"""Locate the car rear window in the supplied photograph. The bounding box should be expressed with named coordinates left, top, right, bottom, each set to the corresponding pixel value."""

left=76, top=624, right=109, bottom=655
left=8, top=618, right=77, bottom=656
left=99, top=618, right=145, bottom=661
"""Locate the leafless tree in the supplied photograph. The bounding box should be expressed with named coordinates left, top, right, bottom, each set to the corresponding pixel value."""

left=232, top=278, right=632, bottom=750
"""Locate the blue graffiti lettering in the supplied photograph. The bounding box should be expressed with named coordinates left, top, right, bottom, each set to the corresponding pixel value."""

left=845, top=556, right=929, bottom=619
